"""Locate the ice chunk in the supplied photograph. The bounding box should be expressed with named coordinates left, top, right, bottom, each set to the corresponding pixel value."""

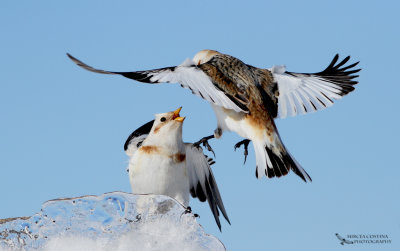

left=0, top=192, right=225, bottom=251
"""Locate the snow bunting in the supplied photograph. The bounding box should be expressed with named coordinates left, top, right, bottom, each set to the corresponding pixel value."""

left=67, top=50, right=360, bottom=182
left=124, top=107, right=229, bottom=230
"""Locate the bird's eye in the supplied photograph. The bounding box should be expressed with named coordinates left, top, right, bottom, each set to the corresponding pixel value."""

left=160, top=117, right=166, bottom=122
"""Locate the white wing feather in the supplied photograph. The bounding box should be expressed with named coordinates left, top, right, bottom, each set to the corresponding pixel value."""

left=185, top=143, right=212, bottom=194
left=184, top=143, right=229, bottom=229
left=270, top=55, right=360, bottom=119
left=66, top=54, right=246, bottom=113
left=150, top=60, right=246, bottom=113
left=273, top=72, right=344, bottom=118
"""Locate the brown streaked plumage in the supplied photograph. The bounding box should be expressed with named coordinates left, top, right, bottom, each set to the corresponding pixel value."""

left=68, top=49, right=360, bottom=182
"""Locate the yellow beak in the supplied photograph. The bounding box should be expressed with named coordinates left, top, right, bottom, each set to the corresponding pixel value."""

left=174, top=116, right=185, bottom=122
left=173, top=107, right=182, bottom=118
left=172, top=107, right=185, bottom=122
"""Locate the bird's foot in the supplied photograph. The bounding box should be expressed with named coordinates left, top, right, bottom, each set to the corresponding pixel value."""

left=134, top=214, right=141, bottom=222
left=184, top=206, right=192, bottom=214
left=234, top=139, right=251, bottom=164
left=193, top=135, right=215, bottom=157
left=182, top=206, right=199, bottom=218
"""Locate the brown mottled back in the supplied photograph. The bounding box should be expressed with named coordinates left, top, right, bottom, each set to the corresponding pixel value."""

left=247, top=65, right=279, bottom=117
left=199, top=53, right=275, bottom=125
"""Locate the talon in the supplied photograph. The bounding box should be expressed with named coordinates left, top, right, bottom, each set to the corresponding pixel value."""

left=193, top=142, right=201, bottom=148
left=202, top=141, right=215, bottom=157
left=186, top=207, right=200, bottom=218
left=184, top=206, right=192, bottom=214
left=181, top=206, right=191, bottom=218
left=234, top=139, right=251, bottom=164
left=182, top=206, right=199, bottom=218
left=193, top=135, right=215, bottom=157
left=134, top=214, right=141, bottom=222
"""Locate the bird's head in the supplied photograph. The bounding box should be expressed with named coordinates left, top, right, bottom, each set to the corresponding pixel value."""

left=145, top=107, right=185, bottom=147
left=193, top=49, right=220, bottom=65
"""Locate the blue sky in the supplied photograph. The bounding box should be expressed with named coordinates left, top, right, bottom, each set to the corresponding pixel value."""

left=1, top=0, right=399, bottom=250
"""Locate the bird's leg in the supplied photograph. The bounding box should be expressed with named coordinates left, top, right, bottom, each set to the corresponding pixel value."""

left=193, top=127, right=223, bottom=157
left=214, top=127, right=222, bottom=138
left=234, top=139, right=251, bottom=164
left=193, top=135, right=215, bottom=157
left=182, top=206, right=199, bottom=218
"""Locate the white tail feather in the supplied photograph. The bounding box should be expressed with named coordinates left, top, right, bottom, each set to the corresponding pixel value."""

left=251, top=136, right=312, bottom=182
left=253, top=140, right=272, bottom=179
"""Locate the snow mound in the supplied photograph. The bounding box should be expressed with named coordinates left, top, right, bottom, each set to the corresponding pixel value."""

left=0, top=192, right=225, bottom=251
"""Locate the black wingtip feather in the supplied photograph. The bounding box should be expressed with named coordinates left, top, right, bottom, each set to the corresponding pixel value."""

left=340, top=61, right=360, bottom=71
left=334, top=55, right=350, bottom=69
left=124, top=120, right=154, bottom=151
left=190, top=187, right=197, bottom=198
left=311, top=54, right=361, bottom=97
left=120, top=71, right=155, bottom=83
left=326, top=54, right=339, bottom=69
left=204, top=178, right=222, bottom=231
left=66, top=53, right=117, bottom=75
left=118, top=66, right=177, bottom=83
left=67, top=53, right=177, bottom=84
left=196, top=182, right=207, bottom=202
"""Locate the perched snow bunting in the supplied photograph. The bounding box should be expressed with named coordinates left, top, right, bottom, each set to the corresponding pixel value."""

left=68, top=50, right=360, bottom=182
left=124, top=107, right=229, bottom=230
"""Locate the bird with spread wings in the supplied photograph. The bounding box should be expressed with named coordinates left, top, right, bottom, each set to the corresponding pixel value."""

left=67, top=50, right=360, bottom=182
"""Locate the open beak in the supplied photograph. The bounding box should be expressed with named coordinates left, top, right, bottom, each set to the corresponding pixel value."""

left=174, top=116, right=185, bottom=122
left=172, top=107, right=185, bottom=122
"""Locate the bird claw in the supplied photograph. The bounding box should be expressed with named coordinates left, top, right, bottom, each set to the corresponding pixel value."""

left=234, top=139, right=250, bottom=164
left=202, top=141, right=215, bottom=157
left=193, top=135, right=215, bottom=157
left=182, top=206, right=200, bottom=218
left=134, top=214, right=141, bottom=222
left=184, top=206, right=192, bottom=214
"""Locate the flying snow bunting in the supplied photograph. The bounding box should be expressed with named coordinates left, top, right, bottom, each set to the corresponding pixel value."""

left=124, top=107, right=230, bottom=230
left=67, top=50, right=360, bottom=182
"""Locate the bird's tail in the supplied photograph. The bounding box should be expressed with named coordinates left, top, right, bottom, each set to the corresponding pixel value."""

left=252, top=135, right=311, bottom=182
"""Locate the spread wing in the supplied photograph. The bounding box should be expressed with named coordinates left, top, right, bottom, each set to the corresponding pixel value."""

left=271, top=54, right=361, bottom=118
left=124, top=120, right=154, bottom=157
left=185, top=143, right=230, bottom=231
left=67, top=53, right=246, bottom=113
